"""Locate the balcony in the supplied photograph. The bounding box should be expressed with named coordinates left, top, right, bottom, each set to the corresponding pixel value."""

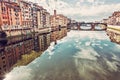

left=1, top=25, right=23, bottom=31
left=7, top=32, right=33, bottom=45
left=34, top=27, right=51, bottom=34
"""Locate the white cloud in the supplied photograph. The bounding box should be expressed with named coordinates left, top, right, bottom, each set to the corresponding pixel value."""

left=74, top=47, right=100, bottom=60
left=87, top=0, right=95, bottom=3
left=79, top=0, right=95, bottom=3
left=4, top=66, right=32, bottom=80
left=105, top=59, right=119, bottom=72
left=45, top=42, right=55, bottom=57
left=79, top=0, right=84, bottom=3
left=27, top=0, right=120, bottom=21
left=61, top=3, right=120, bottom=16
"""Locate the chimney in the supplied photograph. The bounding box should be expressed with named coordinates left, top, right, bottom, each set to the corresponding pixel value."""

left=54, top=10, right=56, bottom=16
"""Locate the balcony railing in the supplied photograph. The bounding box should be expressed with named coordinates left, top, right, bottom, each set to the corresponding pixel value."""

left=34, top=27, right=51, bottom=34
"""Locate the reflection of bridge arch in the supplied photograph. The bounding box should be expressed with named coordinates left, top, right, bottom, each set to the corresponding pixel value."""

left=71, top=22, right=107, bottom=31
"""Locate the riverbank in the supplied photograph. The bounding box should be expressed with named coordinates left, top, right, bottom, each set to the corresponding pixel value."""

left=107, top=25, right=120, bottom=31
left=107, top=25, right=120, bottom=44
left=13, top=51, right=42, bottom=67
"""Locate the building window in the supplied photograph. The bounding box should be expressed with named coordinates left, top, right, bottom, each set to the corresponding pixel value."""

left=2, top=56, right=5, bottom=60
left=2, top=7, right=6, bottom=13
left=3, top=65, right=6, bottom=67
left=3, top=61, right=5, bottom=64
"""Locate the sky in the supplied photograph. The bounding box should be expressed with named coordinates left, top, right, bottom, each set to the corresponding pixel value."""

left=27, top=0, right=120, bottom=22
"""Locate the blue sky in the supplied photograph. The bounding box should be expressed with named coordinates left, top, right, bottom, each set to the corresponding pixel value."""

left=28, top=0, right=120, bottom=22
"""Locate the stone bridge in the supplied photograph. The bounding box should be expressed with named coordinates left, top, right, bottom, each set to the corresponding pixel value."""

left=70, top=22, right=107, bottom=31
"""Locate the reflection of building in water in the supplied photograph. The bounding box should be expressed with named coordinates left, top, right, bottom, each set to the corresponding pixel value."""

left=107, top=25, right=120, bottom=44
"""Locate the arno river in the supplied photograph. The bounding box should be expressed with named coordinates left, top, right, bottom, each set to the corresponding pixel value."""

left=4, top=30, right=120, bottom=80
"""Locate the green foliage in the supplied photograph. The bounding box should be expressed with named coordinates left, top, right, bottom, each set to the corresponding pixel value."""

left=13, top=51, right=42, bottom=67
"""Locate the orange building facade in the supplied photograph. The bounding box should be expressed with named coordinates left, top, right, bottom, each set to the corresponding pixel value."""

left=50, top=10, right=68, bottom=42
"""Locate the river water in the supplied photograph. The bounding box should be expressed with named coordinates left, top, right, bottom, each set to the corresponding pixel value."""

left=4, top=30, right=120, bottom=80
